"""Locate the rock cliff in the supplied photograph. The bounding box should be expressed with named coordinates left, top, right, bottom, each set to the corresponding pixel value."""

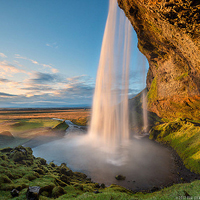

left=118, top=0, right=200, bottom=120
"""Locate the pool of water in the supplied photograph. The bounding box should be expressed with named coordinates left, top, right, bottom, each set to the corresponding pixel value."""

left=32, top=121, right=176, bottom=191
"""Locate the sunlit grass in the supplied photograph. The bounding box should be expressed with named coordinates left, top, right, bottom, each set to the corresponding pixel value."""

left=150, top=118, right=200, bottom=173
left=10, top=119, right=61, bottom=132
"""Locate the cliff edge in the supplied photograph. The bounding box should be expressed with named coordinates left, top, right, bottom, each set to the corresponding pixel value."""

left=118, top=0, right=200, bottom=120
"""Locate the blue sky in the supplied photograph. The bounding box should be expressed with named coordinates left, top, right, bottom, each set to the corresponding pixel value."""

left=0, top=0, right=148, bottom=108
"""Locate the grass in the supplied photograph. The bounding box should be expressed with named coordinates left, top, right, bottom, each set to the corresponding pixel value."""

left=0, top=108, right=90, bottom=121
left=71, top=117, right=89, bottom=126
left=10, top=119, right=61, bottom=132
left=52, top=121, right=69, bottom=131
left=150, top=118, right=200, bottom=173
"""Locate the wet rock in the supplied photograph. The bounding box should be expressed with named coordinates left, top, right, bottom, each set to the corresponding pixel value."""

left=10, top=189, right=19, bottom=197
left=26, top=186, right=40, bottom=200
left=115, top=175, right=126, bottom=180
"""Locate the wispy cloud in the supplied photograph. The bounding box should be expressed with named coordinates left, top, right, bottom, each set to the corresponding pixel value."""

left=0, top=53, right=7, bottom=58
left=0, top=61, right=29, bottom=77
left=28, top=72, right=61, bottom=84
left=46, top=42, right=58, bottom=49
left=15, top=54, right=59, bottom=73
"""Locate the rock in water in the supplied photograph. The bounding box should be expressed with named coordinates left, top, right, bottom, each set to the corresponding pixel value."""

left=115, top=175, right=126, bottom=180
left=26, top=186, right=40, bottom=200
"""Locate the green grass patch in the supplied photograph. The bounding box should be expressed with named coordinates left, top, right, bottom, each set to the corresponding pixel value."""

left=150, top=118, right=200, bottom=173
left=11, top=119, right=61, bottom=132
left=52, top=121, right=69, bottom=131
left=71, top=117, right=89, bottom=126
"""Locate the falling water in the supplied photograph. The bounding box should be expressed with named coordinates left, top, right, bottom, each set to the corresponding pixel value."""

left=89, top=0, right=132, bottom=152
left=142, top=59, right=148, bottom=133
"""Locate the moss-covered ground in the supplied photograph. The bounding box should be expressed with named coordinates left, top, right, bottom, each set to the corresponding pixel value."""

left=10, top=119, right=61, bottom=132
left=150, top=118, right=200, bottom=174
left=71, top=117, right=89, bottom=126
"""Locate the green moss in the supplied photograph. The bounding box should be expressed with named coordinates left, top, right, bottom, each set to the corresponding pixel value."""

left=147, top=77, right=158, bottom=107
left=175, top=72, right=188, bottom=81
left=150, top=118, right=200, bottom=173
left=71, top=117, right=89, bottom=126
left=10, top=119, right=61, bottom=133
left=52, top=186, right=65, bottom=198
left=52, top=121, right=69, bottom=131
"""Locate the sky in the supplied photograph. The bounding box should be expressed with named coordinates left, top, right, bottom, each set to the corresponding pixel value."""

left=0, top=0, right=148, bottom=108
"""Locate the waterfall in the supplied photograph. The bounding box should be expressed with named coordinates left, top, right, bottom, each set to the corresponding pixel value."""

left=89, top=0, right=132, bottom=152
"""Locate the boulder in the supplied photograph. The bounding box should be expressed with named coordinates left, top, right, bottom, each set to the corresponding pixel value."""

left=26, top=186, right=40, bottom=200
left=10, top=189, right=19, bottom=197
left=52, top=186, right=65, bottom=198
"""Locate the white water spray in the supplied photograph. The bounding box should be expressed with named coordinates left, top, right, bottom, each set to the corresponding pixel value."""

left=89, top=0, right=132, bottom=152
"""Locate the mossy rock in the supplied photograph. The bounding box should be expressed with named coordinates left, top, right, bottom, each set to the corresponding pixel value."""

left=49, top=162, right=56, bottom=168
left=33, top=168, right=45, bottom=175
left=0, top=147, right=12, bottom=153
left=23, top=172, right=37, bottom=181
left=60, top=166, right=73, bottom=176
left=74, top=183, right=84, bottom=191
left=0, top=175, right=12, bottom=184
left=60, top=174, right=70, bottom=184
left=74, top=172, right=87, bottom=179
left=40, top=184, right=55, bottom=197
left=52, top=186, right=65, bottom=198
left=115, top=175, right=126, bottom=181
left=36, top=157, right=47, bottom=165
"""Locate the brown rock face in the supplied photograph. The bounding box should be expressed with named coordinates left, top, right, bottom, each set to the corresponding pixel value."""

left=118, top=0, right=200, bottom=120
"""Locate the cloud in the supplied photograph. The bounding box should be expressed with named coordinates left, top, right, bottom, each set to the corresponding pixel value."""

left=0, top=53, right=7, bottom=58
left=0, top=78, right=10, bottom=83
left=42, top=64, right=59, bottom=73
left=0, top=73, right=95, bottom=108
left=0, top=92, right=16, bottom=97
left=21, top=85, right=54, bottom=91
left=46, top=42, right=58, bottom=49
left=0, top=61, right=28, bottom=76
left=15, top=54, right=59, bottom=73
left=29, top=72, right=61, bottom=84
